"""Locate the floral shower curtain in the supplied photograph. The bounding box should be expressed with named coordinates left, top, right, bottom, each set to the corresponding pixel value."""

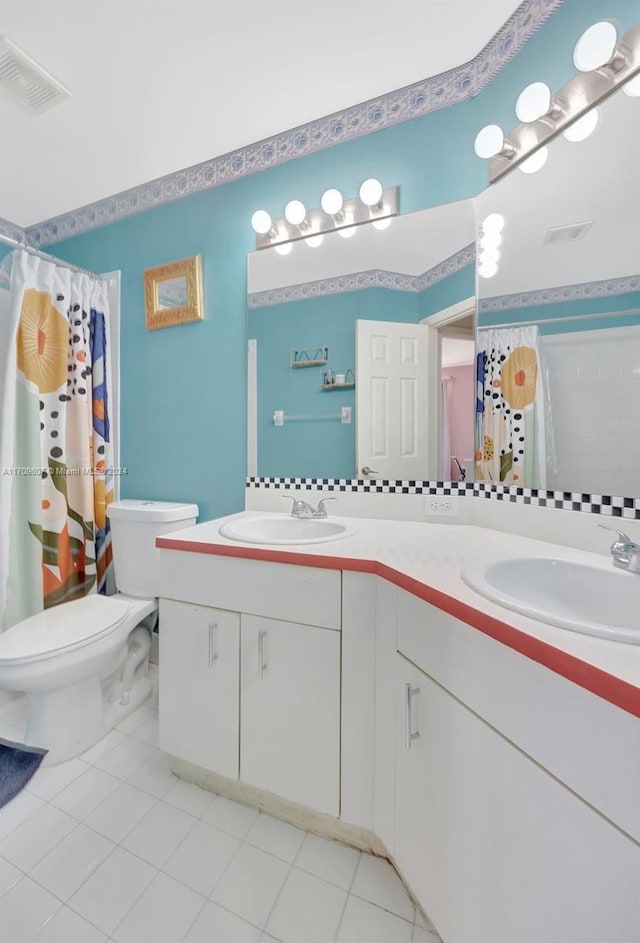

left=475, top=325, right=546, bottom=488
left=0, top=250, right=115, bottom=631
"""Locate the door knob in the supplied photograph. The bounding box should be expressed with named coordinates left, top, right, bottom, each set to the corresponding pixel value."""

left=361, top=466, right=379, bottom=477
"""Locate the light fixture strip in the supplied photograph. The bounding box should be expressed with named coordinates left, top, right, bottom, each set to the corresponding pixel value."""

left=488, top=22, right=640, bottom=184
left=255, top=186, right=399, bottom=250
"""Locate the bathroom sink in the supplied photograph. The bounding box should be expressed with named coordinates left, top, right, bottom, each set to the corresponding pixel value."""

left=218, top=515, right=356, bottom=546
left=462, top=556, right=640, bottom=644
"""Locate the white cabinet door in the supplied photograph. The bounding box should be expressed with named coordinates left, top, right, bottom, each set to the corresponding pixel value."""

left=394, top=654, right=640, bottom=943
left=241, top=615, right=340, bottom=816
left=159, top=599, right=239, bottom=779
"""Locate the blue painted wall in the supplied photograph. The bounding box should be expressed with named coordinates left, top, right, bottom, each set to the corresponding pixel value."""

left=44, top=0, right=639, bottom=519
left=479, top=290, right=640, bottom=334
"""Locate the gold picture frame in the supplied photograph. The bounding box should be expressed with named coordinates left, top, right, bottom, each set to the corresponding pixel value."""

left=144, top=255, right=203, bottom=330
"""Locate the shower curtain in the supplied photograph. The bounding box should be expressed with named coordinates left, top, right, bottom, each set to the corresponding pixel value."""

left=475, top=324, right=546, bottom=488
left=0, top=250, right=115, bottom=631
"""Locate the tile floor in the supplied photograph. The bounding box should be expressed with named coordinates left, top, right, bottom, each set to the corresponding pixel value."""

left=0, top=669, right=440, bottom=943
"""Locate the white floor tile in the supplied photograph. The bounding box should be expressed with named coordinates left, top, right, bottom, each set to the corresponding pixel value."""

left=1, top=803, right=76, bottom=872
left=0, top=856, right=22, bottom=898
left=80, top=730, right=127, bottom=765
left=67, top=846, right=156, bottom=936
left=84, top=782, right=157, bottom=843
left=162, top=778, right=214, bottom=817
left=412, top=925, right=440, bottom=943
left=201, top=795, right=259, bottom=839
left=127, top=750, right=177, bottom=798
left=130, top=715, right=159, bottom=746
left=0, top=875, right=61, bottom=943
left=295, top=833, right=361, bottom=890
left=121, top=800, right=196, bottom=868
left=31, top=904, right=107, bottom=943
left=266, top=866, right=347, bottom=943
left=0, top=790, right=45, bottom=840
left=244, top=814, right=305, bottom=864
left=112, top=872, right=205, bottom=943
left=94, top=736, right=155, bottom=780
left=185, top=901, right=261, bottom=943
left=30, top=824, right=114, bottom=901
left=163, top=820, right=240, bottom=897
left=351, top=854, right=414, bottom=921
left=211, top=843, right=289, bottom=929
left=26, top=758, right=88, bottom=801
left=336, top=895, right=413, bottom=943
left=116, top=705, right=155, bottom=735
left=51, top=766, right=121, bottom=820
left=258, top=935, right=282, bottom=943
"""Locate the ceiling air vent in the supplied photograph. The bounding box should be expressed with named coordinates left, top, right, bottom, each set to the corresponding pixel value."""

left=543, top=221, right=593, bottom=246
left=0, top=36, right=71, bottom=114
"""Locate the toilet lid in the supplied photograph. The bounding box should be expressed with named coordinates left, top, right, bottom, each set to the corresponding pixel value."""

left=0, top=595, right=130, bottom=664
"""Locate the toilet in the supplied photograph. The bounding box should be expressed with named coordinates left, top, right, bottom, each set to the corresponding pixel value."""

left=0, top=499, right=197, bottom=765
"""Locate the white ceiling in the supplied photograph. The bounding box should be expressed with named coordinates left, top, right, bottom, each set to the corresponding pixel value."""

left=0, top=0, right=522, bottom=227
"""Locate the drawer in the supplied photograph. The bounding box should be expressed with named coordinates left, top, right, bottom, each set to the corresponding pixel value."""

left=158, top=549, right=341, bottom=630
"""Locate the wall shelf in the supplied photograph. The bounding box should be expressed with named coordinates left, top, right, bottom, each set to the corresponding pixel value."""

left=321, top=382, right=355, bottom=391
left=290, top=346, right=328, bottom=368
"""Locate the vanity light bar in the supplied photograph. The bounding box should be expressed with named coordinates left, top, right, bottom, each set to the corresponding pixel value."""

left=252, top=184, right=398, bottom=250
left=479, top=22, right=640, bottom=184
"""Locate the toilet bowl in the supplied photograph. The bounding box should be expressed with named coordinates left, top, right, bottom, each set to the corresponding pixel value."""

left=0, top=499, right=198, bottom=765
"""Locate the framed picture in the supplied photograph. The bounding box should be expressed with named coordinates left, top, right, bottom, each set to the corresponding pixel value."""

left=144, top=255, right=203, bottom=330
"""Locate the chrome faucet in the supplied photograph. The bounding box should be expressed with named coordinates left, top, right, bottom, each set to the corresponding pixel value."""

left=283, top=495, right=336, bottom=519
left=599, top=524, right=640, bottom=574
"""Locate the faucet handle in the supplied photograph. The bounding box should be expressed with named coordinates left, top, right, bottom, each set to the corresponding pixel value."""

left=316, top=497, right=336, bottom=517
left=598, top=523, right=634, bottom=546
left=282, top=494, right=303, bottom=515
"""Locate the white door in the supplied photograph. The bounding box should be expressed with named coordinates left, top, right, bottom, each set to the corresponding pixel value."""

left=241, top=614, right=340, bottom=816
left=356, top=319, right=435, bottom=479
left=159, top=599, right=240, bottom=779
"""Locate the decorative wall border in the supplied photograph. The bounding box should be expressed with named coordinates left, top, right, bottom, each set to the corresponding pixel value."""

left=0, top=216, right=25, bottom=246
left=248, top=244, right=475, bottom=309
left=246, top=477, right=640, bottom=520
left=480, top=275, right=640, bottom=313
left=24, top=0, right=563, bottom=248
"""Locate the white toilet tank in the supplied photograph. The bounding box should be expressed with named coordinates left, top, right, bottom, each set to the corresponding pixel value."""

left=107, top=499, right=198, bottom=598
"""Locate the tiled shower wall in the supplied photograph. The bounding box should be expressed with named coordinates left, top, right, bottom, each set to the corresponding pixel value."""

left=542, top=326, right=640, bottom=498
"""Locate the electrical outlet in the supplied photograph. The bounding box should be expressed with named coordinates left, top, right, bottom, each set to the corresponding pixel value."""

left=424, top=496, right=458, bottom=516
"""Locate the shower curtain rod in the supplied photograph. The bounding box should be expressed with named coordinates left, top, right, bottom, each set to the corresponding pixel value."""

left=478, top=307, right=640, bottom=331
left=0, top=233, right=106, bottom=281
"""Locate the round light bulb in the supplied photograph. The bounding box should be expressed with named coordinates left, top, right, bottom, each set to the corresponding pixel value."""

left=479, top=247, right=500, bottom=266
left=321, top=188, right=344, bottom=215
left=515, top=82, right=552, bottom=122
left=251, top=210, right=272, bottom=235
left=480, top=231, right=502, bottom=251
left=275, top=242, right=293, bottom=255
left=623, top=74, right=640, bottom=98
left=473, top=124, right=505, bottom=159
left=478, top=261, right=498, bottom=279
left=338, top=226, right=357, bottom=239
left=563, top=109, right=599, bottom=142
left=372, top=217, right=392, bottom=231
left=359, top=178, right=383, bottom=207
left=519, top=146, right=548, bottom=174
left=284, top=200, right=306, bottom=226
left=481, top=213, right=505, bottom=234
left=573, top=21, right=618, bottom=72
left=305, top=234, right=324, bottom=248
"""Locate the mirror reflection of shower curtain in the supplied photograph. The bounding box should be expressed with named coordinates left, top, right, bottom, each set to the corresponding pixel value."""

left=441, top=377, right=452, bottom=480
left=475, top=324, right=547, bottom=488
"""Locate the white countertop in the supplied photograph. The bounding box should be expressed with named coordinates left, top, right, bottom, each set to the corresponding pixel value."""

left=158, top=512, right=640, bottom=695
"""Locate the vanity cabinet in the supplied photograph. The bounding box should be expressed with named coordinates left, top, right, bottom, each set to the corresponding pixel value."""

left=241, top=615, right=340, bottom=816
left=159, top=599, right=239, bottom=779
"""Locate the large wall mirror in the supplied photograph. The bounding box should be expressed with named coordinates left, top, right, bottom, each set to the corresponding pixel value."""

left=247, top=200, right=476, bottom=481
left=476, top=84, right=640, bottom=498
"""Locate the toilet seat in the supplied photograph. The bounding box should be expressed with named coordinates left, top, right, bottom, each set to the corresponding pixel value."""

left=0, top=595, right=131, bottom=665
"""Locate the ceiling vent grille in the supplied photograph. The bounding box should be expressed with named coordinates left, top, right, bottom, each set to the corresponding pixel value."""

left=0, top=36, right=71, bottom=114
left=544, top=221, right=593, bottom=245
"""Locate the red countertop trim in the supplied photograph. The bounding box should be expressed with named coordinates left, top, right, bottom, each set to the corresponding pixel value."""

left=157, top=536, right=640, bottom=717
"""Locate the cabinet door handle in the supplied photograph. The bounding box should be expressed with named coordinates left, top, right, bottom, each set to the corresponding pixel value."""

left=208, top=621, right=218, bottom=667
left=258, top=628, right=267, bottom=679
left=406, top=683, right=420, bottom=750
